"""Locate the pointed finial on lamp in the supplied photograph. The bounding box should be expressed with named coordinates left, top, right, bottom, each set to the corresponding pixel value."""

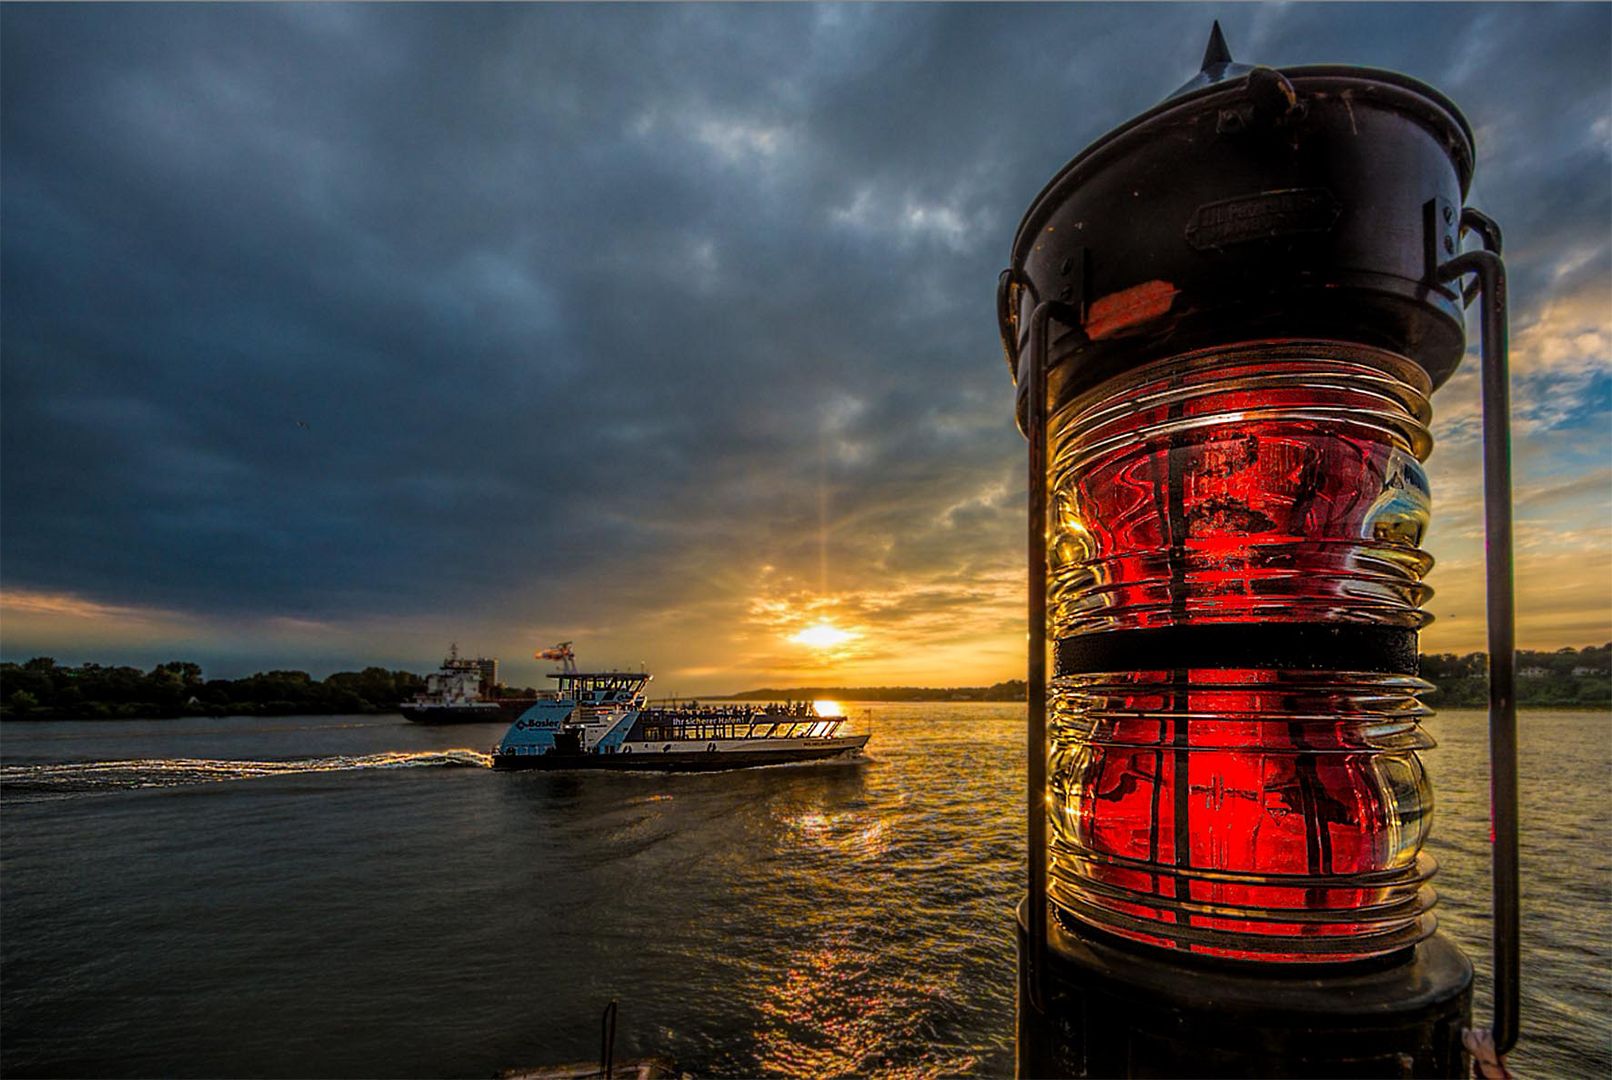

left=1201, top=21, right=1233, bottom=71
left=1166, top=20, right=1255, bottom=101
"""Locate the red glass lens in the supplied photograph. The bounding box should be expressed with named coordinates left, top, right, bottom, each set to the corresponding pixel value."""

left=1045, top=342, right=1439, bottom=962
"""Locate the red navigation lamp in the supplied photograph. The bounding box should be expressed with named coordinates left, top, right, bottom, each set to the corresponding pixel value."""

left=999, top=25, right=1518, bottom=1078
left=1044, top=340, right=1440, bottom=963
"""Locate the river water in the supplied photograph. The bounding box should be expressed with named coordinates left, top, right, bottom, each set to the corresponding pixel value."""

left=1, top=706, right=1606, bottom=1078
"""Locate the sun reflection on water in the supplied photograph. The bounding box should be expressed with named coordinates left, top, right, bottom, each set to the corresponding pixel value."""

left=780, top=807, right=888, bottom=861
left=752, top=932, right=978, bottom=1079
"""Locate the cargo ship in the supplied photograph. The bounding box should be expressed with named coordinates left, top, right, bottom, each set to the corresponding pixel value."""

left=491, top=648, right=868, bottom=770
left=399, top=644, right=547, bottom=724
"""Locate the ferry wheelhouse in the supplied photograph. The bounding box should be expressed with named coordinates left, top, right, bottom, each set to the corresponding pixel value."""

left=491, top=668, right=869, bottom=771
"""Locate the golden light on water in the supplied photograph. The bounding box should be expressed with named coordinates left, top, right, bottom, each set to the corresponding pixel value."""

left=812, top=699, right=843, bottom=717
left=789, top=622, right=856, bottom=649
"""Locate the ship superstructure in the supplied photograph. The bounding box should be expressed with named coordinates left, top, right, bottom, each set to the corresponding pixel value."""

left=400, top=644, right=544, bottom=724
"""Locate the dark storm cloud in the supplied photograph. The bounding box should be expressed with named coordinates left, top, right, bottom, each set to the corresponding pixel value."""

left=3, top=4, right=1608, bottom=669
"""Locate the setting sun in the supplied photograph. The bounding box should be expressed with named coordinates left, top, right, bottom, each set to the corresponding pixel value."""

left=812, top=699, right=844, bottom=717
left=789, top=622, right=856, bottom=649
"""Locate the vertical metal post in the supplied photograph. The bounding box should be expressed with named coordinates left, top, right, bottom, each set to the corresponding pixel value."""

left=1441, top=239, right=1518, bottom=1054
left=1023, top=300, right=1081, bottom=1014
left=1024, top=302, right=1052, bottom=1012
left=600, top=998, right=618, bottom=1079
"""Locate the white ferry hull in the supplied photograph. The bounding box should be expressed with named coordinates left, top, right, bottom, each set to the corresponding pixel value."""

left=490, top=733, right=869, bottom=771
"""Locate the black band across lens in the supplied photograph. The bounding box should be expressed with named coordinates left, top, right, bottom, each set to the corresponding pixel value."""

left=1054, top=624, right=1420, bottom=677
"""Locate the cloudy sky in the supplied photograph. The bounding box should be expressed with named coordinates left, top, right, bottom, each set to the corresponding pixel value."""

left=3, top=3, right=1608, bottom=692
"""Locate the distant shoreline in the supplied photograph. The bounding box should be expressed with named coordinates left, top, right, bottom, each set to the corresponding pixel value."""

left=724, top=689, right=1612, bottom=708
left=3, top=647, right=1606, bottom=720
left=3, top=702, right=1610, bottom=722
left=723, top=679, right=1028, bottom=703
left=725, top=647, right=1611, bottom=709
left=3, top=700, right=1610, bottom=722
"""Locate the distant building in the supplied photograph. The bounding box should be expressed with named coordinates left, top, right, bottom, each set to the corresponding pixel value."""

left=1519, top=666, right=1549, bottom=678
left=1572, top=665, right=1605, bottom=677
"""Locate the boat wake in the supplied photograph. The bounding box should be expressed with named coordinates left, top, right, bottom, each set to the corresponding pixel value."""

left=1, top=749, right=492, bottom=799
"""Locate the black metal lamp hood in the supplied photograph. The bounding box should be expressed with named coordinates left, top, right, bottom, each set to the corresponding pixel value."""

left=998, top=22, right=1484, bottom=433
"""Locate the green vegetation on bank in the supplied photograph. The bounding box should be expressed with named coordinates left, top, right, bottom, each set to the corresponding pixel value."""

left=0, top=659, right=430, bottom=720
left=1419, top=645, right=1610, bottom=708
left=1, top=646, right=1607, bottom=719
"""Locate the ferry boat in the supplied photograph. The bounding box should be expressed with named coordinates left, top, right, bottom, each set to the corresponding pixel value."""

left=491, top=665, right=869, bottom=771
left=400, top=644, right=546, bottom=724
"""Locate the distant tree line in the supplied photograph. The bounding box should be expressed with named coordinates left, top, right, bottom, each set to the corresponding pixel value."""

left=1420, top=644, right=1610, bottom=708
left=0, top=658, right=432, bottom=720
left=2, top=646, right=1606, bottom=719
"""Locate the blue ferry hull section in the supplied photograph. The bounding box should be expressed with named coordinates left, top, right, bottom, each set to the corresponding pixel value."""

left=491, top=743, right=865, bottom=771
